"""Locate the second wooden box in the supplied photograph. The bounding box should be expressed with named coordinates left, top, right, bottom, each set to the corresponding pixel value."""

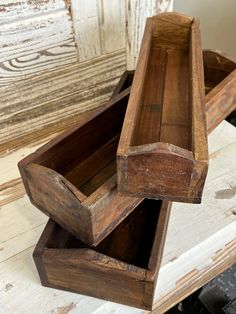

left=117, top=12, right=209, bottom=204
left=34, top=199, right=171, bottom=310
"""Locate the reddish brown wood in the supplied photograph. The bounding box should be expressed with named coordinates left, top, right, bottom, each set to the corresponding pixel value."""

left=204, top=50, right=236, bottom=133
left=117, top=12, right=209, bottom=204
left=114, top=51, right=236, bottom=135
left=33, top=199, right=171, bottom=310
left=18, top=74, right=141, bottom=246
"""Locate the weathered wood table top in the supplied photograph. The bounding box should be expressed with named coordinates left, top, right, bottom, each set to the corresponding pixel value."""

left=0, top=119, right=235, bottom=314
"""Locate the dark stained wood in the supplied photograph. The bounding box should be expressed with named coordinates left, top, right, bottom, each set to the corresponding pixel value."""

left=18, top=75, right=141, bottom=246
left=33, top=199, right=171, bottom=310
left=117, top=12, right=209, bottom=204
left=132, top=48, right=166, bottom=146
left=204, top=50, right=236, bottom=133
left=111, top=70, right=134, bottom=97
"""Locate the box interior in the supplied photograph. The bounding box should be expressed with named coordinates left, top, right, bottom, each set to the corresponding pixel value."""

left=45, top=199, right=162, bottom=269
left=35, top=93, right=129, bottom=197
left=131, top=18, right=192, bottom=150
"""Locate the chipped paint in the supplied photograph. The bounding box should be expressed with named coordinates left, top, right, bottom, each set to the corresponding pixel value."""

left=215, top=187, right=236, bottom=199
left=0, top=0, right=76, bottom=86
left=5, top=283, right=13, bottom=292
left=52, top=302, right=77, bottom=314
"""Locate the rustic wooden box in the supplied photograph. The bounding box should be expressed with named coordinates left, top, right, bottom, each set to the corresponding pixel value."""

left=18, top=74, right=141, bottom=246
left=33, top=199, right=171, bottom=310
left=117, top=12, right=209, bottom=204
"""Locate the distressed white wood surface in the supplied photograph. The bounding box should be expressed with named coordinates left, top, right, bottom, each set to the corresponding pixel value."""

left=71, top=0, right=126, bottom=61
left=0, top=50, right=126, bottom=147
left=0, top=0, right=171, bottom=149
left=98, top=0, right=126, bottom=54
left=0, top=0, right=172, bottom=85
left=71, top=0, right=102, bottom=61
left=0, top=0, right=77, bottom=86
left=0, top=121, right=235, bottom=314
left=125, top=0, right=174, bottom=69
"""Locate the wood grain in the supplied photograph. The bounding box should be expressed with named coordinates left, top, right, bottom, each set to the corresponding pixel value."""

left=0, top=0, right=77, bottom=86
left=17, top=47, right=236, bottom=244
left=71, top=0, right=101, bottom=61
left=152, top=224, right=236, bottom=314
left=132, top=48, right=166, bottom=146
left=0, top=50, right=126, bottom=147
left=117, top=12, right=208, bottom=204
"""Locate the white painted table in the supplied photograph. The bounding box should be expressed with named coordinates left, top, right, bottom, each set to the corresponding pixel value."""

left=0, top=121, right=236, bottom=314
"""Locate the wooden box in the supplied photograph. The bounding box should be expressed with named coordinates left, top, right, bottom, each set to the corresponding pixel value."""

left=18, top=75, right=141, bottom=246
left=204, top=49, right=236, bottom=133
left=33, top=199, right=171, bottom=310
left=117, top=13, right=209, bottom=204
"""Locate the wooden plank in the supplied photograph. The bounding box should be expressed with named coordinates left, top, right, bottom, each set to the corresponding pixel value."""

left=0, top=72, right=132, bottom=155
left=71, top=0, right=101, bottom=61
left=0, top=196, right=47, bottom=263
left=0, top=140, right=50, bottom=185
left=125, top=0, right=173, bottom=70
left=0, top=50, right=126, bottom=147
left=0, top=247, right=107, bottom=314
left=0, top=1, right=65, bottom=23
left=207, top=121, right=236, bottom=152
left=0, top=0, right=77, bottom=86
left=153, top=223, right=236, bottom=313
left=98, top=0, right=126, bottom=54
left=126, top=0, right=151, bottom=70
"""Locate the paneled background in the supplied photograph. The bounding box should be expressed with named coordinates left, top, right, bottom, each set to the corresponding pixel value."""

left=0, top=0, right=173, bottom=151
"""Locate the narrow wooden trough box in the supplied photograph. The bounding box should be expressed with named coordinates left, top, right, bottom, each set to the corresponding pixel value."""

left=18, top=75, right=141, bottom=246
left=33, top=199, right=171, bottom=310
left=117, top=12, right=209, bottom=204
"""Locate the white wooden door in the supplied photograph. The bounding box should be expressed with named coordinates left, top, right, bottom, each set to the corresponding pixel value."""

left=0, top=0, right=173, bottom=148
